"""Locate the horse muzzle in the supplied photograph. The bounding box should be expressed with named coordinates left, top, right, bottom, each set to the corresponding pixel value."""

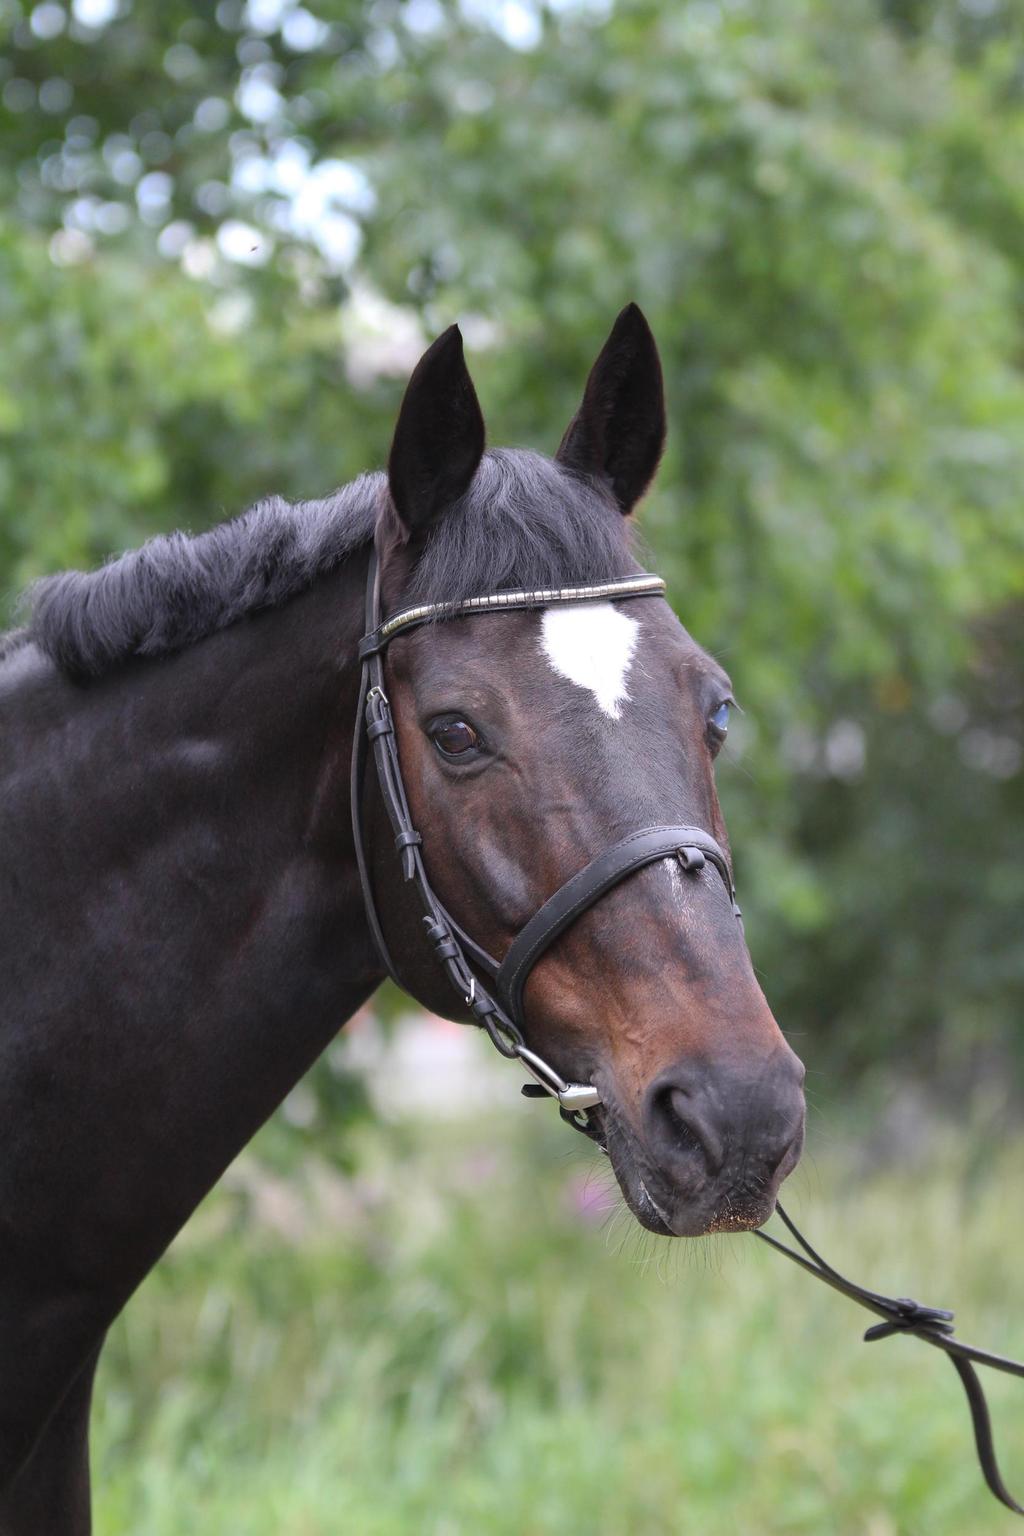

left=607, top=1045, right=807, bottom=1236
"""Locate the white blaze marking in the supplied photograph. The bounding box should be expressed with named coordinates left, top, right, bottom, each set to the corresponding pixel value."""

left=540, top=602, right=640, bottom=720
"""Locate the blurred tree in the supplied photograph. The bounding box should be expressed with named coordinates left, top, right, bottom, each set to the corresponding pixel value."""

left=0, top=0, right=1021, bottom=1087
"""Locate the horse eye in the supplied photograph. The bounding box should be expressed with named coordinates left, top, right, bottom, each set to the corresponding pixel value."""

left=709, top=701, right=731, bottom=739
left=431, top=719, right=481, bottom=759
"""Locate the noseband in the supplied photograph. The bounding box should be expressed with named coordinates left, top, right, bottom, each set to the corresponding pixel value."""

left=351, top=550, right=742, bottom=1139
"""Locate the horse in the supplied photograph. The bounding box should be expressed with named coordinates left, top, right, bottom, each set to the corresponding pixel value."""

left=0, top=304, right=805, bottom=1534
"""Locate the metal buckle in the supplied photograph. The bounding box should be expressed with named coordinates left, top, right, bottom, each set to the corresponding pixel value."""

left=515, top=1044, right=602, bottom=1112
left=558, top=1082, right=604, bottom=1112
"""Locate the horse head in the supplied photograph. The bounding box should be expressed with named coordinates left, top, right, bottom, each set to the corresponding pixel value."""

left=363, top=306, right=805, bottom=1237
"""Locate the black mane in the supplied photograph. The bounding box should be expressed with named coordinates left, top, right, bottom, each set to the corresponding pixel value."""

left=12, top=449, right=635, bottom=680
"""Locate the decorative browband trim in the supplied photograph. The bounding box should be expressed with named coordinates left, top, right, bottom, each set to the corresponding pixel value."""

left=358, top=572, right=666, bottom=658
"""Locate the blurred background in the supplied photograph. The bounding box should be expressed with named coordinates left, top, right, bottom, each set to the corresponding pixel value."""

left=2, top=0, right=1023, bottom=1530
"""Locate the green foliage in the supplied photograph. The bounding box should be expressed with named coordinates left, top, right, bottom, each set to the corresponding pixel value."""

left=91, top=1109, right=1024, bottom=1534
left=1, top=0, right=1022, bottom=1072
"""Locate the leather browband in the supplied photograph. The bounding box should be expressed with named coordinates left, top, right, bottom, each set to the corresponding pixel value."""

left=358, top=572, right=666, bottom=659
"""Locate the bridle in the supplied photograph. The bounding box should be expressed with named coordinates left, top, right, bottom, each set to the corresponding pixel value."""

left=349, top=541, right=1024, bottom=1517
left=350, top=546, right=742, bottom=1141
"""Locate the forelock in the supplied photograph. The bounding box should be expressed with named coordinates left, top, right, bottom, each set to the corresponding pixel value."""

left=407, top=448, right=637, bottom=605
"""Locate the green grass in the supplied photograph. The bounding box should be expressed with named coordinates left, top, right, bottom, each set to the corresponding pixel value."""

left=92, top=1106, right=1024, bottom=1535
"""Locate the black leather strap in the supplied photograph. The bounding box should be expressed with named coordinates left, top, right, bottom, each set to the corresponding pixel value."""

left=350, top=554, right=403, bottom=984
left=758, top=1204, right=1024, bottom=1517
left=497, top=825, right=740, bottom=1024
left=351, top=550, right=527, bottom=1064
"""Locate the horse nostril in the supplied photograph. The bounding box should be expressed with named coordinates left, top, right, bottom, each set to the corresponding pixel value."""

left=666, top=1088, right=706, bottom=1161
left=643, top=1053, right=805, bottom=1185
left=646, top=1080, right=726, bottom=1177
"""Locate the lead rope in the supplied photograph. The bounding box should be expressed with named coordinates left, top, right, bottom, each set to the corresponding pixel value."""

left=755, top=1202, right=1024, bottom=1515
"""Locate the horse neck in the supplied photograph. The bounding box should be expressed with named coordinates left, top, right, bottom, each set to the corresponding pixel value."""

left=0, top=547, right=382, bottom=1308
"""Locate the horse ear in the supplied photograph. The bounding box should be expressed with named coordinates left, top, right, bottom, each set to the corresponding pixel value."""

left=387, top=325, right=486, bottom=536
left=556, top=303, right=666, bottom=514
